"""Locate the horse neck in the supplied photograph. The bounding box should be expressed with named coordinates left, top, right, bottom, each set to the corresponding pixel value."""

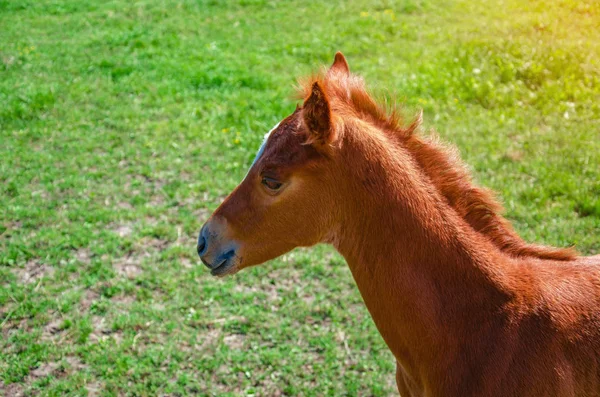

left=330, top=127, right=515, bottom=381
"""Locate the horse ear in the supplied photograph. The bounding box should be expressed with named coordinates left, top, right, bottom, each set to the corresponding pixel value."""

left=302, top=81, right=335, bottom=145
left=328, top=51, right=350, bottom=75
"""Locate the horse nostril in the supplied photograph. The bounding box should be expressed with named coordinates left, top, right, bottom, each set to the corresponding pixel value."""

left=222, top=249, right=236, bottom=261
left=197, top=235, right=207, bottom=257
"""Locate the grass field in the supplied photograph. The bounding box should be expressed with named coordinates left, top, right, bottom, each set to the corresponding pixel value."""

left=1, top=0, right=599, bottom=395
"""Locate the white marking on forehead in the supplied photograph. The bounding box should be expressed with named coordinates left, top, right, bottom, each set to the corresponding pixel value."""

left=253, top=122, right=279, bottom=166
left=243, top=122, right=280, bottom=179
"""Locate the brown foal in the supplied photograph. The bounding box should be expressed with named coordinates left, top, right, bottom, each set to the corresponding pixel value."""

left=198, top=53, right=600, bottom=396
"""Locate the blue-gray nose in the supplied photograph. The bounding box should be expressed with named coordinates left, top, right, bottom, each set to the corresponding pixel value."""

left=197, top=228, right=207, bottom=257
left=197, top=222, right=238, bottom=275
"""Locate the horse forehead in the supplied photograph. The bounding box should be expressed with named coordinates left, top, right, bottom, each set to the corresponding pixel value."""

left=244, top=115, right=303, bottom=179
left=267, top=136, right=307, bottom=168
left=263, top=116, right=304, bottom=156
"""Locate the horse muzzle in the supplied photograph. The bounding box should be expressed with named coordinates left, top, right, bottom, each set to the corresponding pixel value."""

left=197, top=220, right=239, bottom=277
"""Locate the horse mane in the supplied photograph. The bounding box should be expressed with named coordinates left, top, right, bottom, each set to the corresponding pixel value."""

left=297, top=70, right=576, bottom=261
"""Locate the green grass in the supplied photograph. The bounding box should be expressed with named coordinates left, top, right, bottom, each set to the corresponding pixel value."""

left=1, top=0, right=599, bottom=395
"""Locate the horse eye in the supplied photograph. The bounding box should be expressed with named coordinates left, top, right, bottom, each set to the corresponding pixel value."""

left=261, top=177, right=283, bottom=191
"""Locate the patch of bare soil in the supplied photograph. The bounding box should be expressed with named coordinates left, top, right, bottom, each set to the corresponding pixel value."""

left=1, top=221, right=22, bottom=239
left=137, top=236, right=170, bottom=251
left=1, top=317, right=28, bottom=341
left=196, top=328, right=221, bottom=351
left=113, top=255, right=143, bottom=280
left=80, top=289, right=100, bottom=311
left=0, top=380, right=24, bottom=397
left=148, top=194, right=166, bottom=207
left=11, top=260, right=54, bottom=284
left=118, top=201, right=134, bottom=210
left=133, top=175, right=168, bottom=207
left=180, top=257, right=194, bottom=269
left=0, top=356, right=93, bottom=395
left=89, top=316, right=122, bottom=343
left=111, top=294, right=135, bottom=305
left=74, top=248, right=92, bottom=264
left=85, top=381, right=103, bottom=397
left=223, top=334, right=246, bottom=349
left=22, top=356, right=88, bottom=391
left=30, top=362, right=60, bottom=378
left=205, top=365, right=244, bottom=395
left=65, top=356, right=88, bottom=372
left=503, top=150, right=524, bottom=162
left=41, top=317, right=66, bottom=342
left=112, top=223, right=134, bottom=238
